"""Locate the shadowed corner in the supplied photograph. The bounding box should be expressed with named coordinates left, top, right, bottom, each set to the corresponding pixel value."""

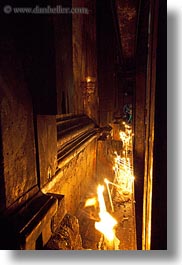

left=0, top=118, right=6, bottom=215
left=0, top=119, right=19, bottom=250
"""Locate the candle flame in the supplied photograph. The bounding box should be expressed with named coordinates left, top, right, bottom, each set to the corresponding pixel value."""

left=95, top=185, right=117, bottom=241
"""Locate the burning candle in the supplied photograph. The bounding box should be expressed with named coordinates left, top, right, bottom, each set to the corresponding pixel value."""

left=94, top=185, right=119, bottom=249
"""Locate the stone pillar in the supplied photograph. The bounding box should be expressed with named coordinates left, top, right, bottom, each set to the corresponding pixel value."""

left=133, top=0, right=150, bottom=249
left=72, top=0, right=98, bottom=123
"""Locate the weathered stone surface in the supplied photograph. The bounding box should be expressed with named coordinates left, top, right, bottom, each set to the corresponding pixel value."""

left=50, top=194, right=66, bottom=233
left=45, top=214, right=83, bottom=250
left=0, top=42, right=37, bottom=211
left=42, top=138, right=97, bottom=215
left=22, top=195, right=58, bottom=250
left=36, top=115, right=57, bottom=189
left=96, top=139, right=122, bottom=184
left=77, top=211, right=101, bottom=250
left=53, top=4, right=74, bottom=114
left=72, top=0, right=98, bottom=123
left=116, top=0, right=139, bottom=69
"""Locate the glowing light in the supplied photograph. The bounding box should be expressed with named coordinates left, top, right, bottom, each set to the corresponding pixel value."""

left=86, top=76, right=91, bottom=82
left=92, top=123, right=135, bottom=249
left=86, top=76, right=96, bottom=83
left=113, top=124, right=135, bottom=194
left=104, top=178, right=114, bottom=212
left=113, top=155, right=134, bottom=194
left=85, top=197, right=97, bottom=207
left=95, top=185, right=117, bottom=241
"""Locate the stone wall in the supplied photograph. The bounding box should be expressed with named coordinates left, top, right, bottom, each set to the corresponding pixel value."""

left=72, top=0, right=98, bottom=123
left=42, top=138, right=97, bottom=215
left=0, top=0, right=99, bottom=248
left=36, top=115, right=57, bottom=189
left=0, top=33, right=38, bottom=212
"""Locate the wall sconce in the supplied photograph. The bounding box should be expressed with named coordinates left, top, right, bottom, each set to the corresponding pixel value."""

left=82, top=76, right=96, bottom=96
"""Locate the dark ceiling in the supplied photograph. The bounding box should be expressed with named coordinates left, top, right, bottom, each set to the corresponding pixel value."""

left=115, top=0, right=140, bottom=72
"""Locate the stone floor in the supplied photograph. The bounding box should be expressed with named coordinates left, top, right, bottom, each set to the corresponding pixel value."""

left=45, top=169, right=137, bottom=250
left=45, top=136, right=137, bottom=251
left=44, top=213, right=83, bottom=250
left=76, top=179, right=137, bottom=250
left=76, top=181, right=102, bottom=250
left=112, top=190, right=137, bottom=250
